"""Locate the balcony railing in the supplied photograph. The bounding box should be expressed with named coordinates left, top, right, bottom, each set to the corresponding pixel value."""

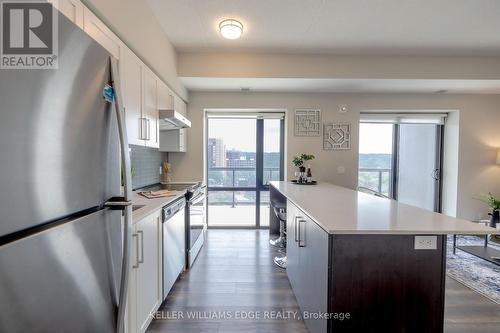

left=358, top=167, right=392, bottom=196
left=208, top=167, right=280, bottom=207
left=208, top=167, right=280, bottom=188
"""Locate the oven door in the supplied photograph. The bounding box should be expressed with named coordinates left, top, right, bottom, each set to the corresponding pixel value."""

left=187, top=190, right=206, bottom=267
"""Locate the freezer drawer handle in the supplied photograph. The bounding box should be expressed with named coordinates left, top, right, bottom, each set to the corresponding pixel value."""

left=132, top=233, right=140, bottom=269
left=104, top=196, right=131, bottom=210
left=137, top=230, right=144, bottom=264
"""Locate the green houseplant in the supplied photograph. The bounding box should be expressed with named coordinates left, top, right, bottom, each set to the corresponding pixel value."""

left=478, top=193, right=500, bottom=228
left=292, top=154, right=315, bottom=173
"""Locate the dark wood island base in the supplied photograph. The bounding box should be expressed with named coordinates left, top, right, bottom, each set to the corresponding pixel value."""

left=287, top=202, right=447, bottom=333
left=328, top=234, right=446, bottom=332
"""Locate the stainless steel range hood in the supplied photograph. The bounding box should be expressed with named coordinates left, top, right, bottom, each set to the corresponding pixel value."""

left=159, top=109, right=192, bottom=131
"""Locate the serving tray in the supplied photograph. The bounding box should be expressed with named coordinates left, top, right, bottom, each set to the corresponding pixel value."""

left=290, top=180, right=317, bottom=185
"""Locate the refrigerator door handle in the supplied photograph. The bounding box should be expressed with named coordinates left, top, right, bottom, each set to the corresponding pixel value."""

left=110, top=57, right=133, bottom=333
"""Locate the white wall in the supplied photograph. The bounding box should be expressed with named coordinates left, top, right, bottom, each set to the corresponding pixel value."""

left=82, top=0, right=187, bottom=100
left=169, top=92, right=500, bottom=220
left=442, top=111, right=460, bottom=217
left=179, top=52, right=500, bottom=80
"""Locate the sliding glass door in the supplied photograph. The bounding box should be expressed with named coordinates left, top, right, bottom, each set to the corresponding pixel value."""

left=206, top=114, right=284, bottom=228
left=358, top=116, right=443, bottom=212
left=397, top=124, right=442, bottom=212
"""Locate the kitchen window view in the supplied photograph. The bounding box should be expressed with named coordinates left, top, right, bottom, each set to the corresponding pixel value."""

left=206, top=114, right=284, bottom=227
left=358, top=116, right=443, bottom=211
left=358, top=123, right=394, bottom=197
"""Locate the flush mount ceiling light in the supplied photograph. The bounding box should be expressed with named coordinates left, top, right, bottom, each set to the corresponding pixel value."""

left=219, top=19, right=243, bottom=40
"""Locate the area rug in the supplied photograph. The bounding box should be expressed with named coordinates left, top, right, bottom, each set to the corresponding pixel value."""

left=446, top=235, right=500, bottom=304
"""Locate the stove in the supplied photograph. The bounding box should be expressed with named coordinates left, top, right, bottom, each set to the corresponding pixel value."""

left=139, top=182, right=206, bottom=269
left=140, top=182, right=200, bottom=193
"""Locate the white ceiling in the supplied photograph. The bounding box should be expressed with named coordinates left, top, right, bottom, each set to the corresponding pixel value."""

left=180, top=78, right=500, bottom=94
left=147, top=0, right=500, bottom=55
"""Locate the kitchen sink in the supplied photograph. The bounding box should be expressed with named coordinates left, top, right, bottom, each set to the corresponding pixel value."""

left=132, top=204, right=145, bottom=212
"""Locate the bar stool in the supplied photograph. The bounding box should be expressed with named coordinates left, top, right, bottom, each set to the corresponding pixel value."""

left=269, top=203, right=286, bottom=248
left=270, top=202, right=287, bottom=269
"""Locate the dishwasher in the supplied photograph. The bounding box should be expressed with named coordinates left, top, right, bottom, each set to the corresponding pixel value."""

left=162, top=197, right=186, bottom=300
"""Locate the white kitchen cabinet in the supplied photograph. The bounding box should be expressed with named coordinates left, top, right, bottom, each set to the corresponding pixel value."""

left=48, top=0, right=84, bottom=28
left=128, top=210, right=162, bottom=333
left=157, top=80, right=172, bottom=111
left=143, top=69, right=159, bottom=148
left=158, top=87, right=187, bottom=153
left=121, top=48, right=144, bottom=146
left=159, top=129, right=186, bottom=152
left=83, top=7, right=123, bottom=59
left=122, top=49, right=160, bottom=148
left=174, top=95, right=187, bottom=116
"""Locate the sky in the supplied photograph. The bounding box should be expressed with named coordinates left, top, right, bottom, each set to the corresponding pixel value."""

left=208, top=118, right=281, bottom=152
left=209, top=119, right=391, bottom=154
left=359, top=123, right=393, bottom=154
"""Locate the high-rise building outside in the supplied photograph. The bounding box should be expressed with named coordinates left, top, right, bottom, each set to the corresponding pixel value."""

left=208, top=138, right=226, bottom=167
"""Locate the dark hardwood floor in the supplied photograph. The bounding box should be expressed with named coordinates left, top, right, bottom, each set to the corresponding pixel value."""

left=147, top=230, right=500, bottom=333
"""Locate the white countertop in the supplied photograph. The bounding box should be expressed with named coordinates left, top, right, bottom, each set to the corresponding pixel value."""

left=270, top=181, right=498, bottom=235
left=132, top=190, right=185, bottom=222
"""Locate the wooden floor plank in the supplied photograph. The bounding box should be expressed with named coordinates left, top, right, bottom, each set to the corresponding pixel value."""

left=147, top=230, right=500, bottom=333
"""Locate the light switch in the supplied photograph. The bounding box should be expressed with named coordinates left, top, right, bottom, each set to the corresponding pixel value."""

left=337, top=166, right=346, bottom=174
left=414, top=236, right=437, bottom=250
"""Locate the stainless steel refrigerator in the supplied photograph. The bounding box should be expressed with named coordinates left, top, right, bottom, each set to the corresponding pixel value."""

left=0, top=12, right=132, bottom=333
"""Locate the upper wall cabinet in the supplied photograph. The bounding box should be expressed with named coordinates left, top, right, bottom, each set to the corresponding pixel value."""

left=174, top=95, right=187, bottom=117
left=122, top=47, right=161, bottom=148
left=143, top=69, right=159, bottom=148
left=83, top=7, right=123, bottom=60
left=157, top=80, right=171, bottom=111
left=52, top=0, right=186, bottom=150
left=48, top=0, right=84, bottom=28
left=121, top=47, right=144, bottom=146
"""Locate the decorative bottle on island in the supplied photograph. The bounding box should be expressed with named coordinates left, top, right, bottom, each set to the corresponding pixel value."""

left=306, top=165, right=312, bottom=183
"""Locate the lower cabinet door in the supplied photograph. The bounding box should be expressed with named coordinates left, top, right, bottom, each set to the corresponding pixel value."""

left=286, top=201, right=301, bottom=299
left=299, top=214, right=329, bottom=333
left=287, top=201, right=329, bottom=333
left=135, top=211, right=162, bottom=332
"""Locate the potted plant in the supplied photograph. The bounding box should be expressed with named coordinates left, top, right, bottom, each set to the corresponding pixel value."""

left=292, top=154, right=315, bottom=173
left=478, top=193, right=500, bottom=228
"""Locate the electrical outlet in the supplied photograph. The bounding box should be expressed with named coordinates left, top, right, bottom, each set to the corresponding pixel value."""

left=414, top=236, right=437, bottom=250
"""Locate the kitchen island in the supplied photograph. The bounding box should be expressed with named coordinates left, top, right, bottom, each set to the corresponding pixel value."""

left=269, top=181, right=498, bottom=333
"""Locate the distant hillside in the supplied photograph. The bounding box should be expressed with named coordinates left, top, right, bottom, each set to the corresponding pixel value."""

left=359, top=154, right=392, bottom=169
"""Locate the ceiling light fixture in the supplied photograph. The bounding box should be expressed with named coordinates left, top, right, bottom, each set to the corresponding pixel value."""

left=219, top=19, right=243, bottom=40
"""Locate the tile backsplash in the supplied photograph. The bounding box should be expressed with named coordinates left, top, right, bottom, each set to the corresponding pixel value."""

left=130, top=145, right=168, bottom=189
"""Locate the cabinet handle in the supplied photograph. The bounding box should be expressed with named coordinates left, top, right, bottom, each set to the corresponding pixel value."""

left=139, top=117, right=149, bottom=140
left=147, top=119, right=151, bottom=141
left=137, top=230, right=144, bottom=264
left=298, top=220, right=306, bottom=247
left=132, top=233, right=140, bottom=268
left=294, top=216, right=301, bottom=242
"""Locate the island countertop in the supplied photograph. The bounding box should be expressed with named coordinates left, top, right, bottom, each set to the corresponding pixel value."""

left=270, top=181, right=498, bottom=235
